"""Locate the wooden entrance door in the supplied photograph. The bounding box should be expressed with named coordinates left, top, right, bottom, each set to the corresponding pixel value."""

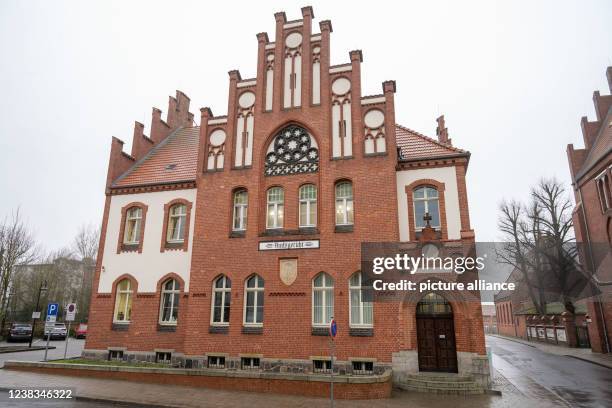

left=416, top=293, right=458, bottom=373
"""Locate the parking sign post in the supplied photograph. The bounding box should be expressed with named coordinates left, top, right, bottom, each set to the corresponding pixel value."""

left=64, top=303, right=76, bottom=359
left=329, top=318, right=337, bottom=408
left=44, top=303, right=59, bottom=361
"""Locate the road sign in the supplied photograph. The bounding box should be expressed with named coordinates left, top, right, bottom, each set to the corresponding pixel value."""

left=66, top=303, right=76, bottom=321
left=31, top=311, right=41, bottom=319
left=46, top=303, right=59, bottom=323
left=329, top=318, right=337, bottom=338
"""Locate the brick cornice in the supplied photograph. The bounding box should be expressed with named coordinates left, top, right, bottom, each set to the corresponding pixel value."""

left=108, top=181, right=196, bottom=196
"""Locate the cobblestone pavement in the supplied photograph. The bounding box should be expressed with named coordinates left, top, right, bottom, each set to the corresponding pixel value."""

left=0, top=368, right=549, bottom=408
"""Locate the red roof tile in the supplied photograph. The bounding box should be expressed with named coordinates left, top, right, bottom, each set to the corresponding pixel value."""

left=111, top=124, right=469, bottom=188
left=112, top=127, right=199, bottom=188
left=395, top=124, right=468, bottom=161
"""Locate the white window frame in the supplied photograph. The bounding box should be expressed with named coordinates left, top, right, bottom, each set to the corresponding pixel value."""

left=232, top=190, right=248, bottom=231
left=211, top=275, right=231, bottom=326
left=113, top=279, right=133, bottom=323
left=335, top=182, right=354, bottom=226
left=243, top=275, right=264, bottom=326
left=299, top=184, right=317, bottom=227
left=413, top=186, right=440, bottom=230
left=312, top=273, right=334, bottom=327
left=166, top=204, right=187, bottom=243
left=266, top=187, right=284, bottom=229
left=349, top=272, right=373, bottom=328
left=159, top=279, right=180, bottom=325
left=123, top=207, right=142, bottom=244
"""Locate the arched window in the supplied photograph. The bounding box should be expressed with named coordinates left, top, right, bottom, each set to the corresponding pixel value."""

left=299, top=184, right=317, bottom=227
left=312, top=273, right=334, bottom=326
left=349, top=272, right=373, bottom=327
left=114, top=279, right=133, bottom=323
left=166, top=204, right=187, bottom=242
left=264, top=124, right=319, bottom=176
left=211, top=275, right=231, bottom=325
left=416, top=292, right=451, bottom=315
left=232, top=189, right=248, bottom=231
left=123, top=207, right=143, bottom=244
left=335, top=182, right=354, bottom=225
left=244, top=275, right=264, bottom=325
left=159, top=279, right=180, bottom=325
left=413, top=186, right=440, bottom=229
left=266, top=187, right=284, bottom=229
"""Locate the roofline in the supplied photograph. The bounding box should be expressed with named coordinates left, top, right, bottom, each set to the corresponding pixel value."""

left=397, top=152, right=471, bottom=164
left=111, top=126, right=187, bottom=187
left=574, top=106, right=612, bottom=180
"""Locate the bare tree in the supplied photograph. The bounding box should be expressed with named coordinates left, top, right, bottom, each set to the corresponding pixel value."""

left=72, top=223, right=100, bottom=262
left=497, top=179, right=587, bottom=315
left=0, top=209, right=37, bottom=331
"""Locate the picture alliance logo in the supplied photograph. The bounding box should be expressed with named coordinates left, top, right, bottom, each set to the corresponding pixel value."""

left=371, top=253, right=487, bottom=275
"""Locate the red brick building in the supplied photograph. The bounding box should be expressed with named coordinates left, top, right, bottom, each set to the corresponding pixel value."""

left=567, top=66, right=612, bottom=354
left=85, top=7, right=488, bottom=387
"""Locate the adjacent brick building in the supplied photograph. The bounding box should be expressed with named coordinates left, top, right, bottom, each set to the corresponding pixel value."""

left=84, top=7, right=488, bottom=388
left=567, top=66, right=612, bottom=354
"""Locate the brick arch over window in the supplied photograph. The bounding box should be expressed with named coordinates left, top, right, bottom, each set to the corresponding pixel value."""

left=405, top=179, right=447, bottom=241
left=160, top=198, right=193, bottom=252
left=155, top=272, right=186, bottom=293
left=117, top=202, right=148, bottom=254
left=112, top=274, right=139, bottom=294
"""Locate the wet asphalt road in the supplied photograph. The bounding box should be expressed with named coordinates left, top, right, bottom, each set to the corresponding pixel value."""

left=488, top=335, right=612, bottom=408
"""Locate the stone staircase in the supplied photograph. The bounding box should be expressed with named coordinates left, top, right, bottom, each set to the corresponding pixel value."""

left=396, top=373, right=485, bottom=395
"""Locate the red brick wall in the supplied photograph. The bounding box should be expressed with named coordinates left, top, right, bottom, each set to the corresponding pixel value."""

left=8, top=366, right=391, bottom=400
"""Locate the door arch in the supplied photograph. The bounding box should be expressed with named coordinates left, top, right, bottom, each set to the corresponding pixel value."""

left=416, top=292, right=458, bottom=372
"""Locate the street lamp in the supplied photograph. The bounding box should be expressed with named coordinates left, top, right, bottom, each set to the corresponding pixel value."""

left=28, top=280, right=48, bottom=348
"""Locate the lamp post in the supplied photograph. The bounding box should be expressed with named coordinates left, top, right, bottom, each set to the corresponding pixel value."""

left=28, top=280, right=47, bottom=348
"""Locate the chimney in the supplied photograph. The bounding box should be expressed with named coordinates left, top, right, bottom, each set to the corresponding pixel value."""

left=436, top=115, right=452, bottom=145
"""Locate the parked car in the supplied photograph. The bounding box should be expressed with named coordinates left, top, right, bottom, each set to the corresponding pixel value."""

left=75, top=323, right=88, bottom=339
left=7, top=323, right=32, bottom=342
left=44, top=322, right=67, bottom=340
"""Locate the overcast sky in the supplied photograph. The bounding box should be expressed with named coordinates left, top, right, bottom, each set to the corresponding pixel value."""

left=0, top=0, right=611, bottom=252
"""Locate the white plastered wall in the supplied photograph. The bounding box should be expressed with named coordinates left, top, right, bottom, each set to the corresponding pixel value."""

left=98, top=189, right=196, bottom=293
left=396, top=166, right=461, bottom=241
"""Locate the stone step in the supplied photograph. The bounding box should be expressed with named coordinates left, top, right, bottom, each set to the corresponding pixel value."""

left=403, top=378, right=482, bottom=389
left=407, top=373, right=474, bottom=382
left=398, top=383, right=485, bottom=395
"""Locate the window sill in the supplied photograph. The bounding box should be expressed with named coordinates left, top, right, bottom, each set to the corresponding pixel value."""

left=229, top=230, right=246, bottom=238
left=163, top=242, right=185, bottom=251
left=209, top=325, right=229, bottom=334
left=349, top=327, right=373, bottom=337
left=364, top=152, right=388, bottom=158
left=334, top=225, right=354, bottom=233
left=242, top=326, right=263, bottom=335
left=260, top=228, right=319, bottom=237
left=119, top=243, right=140, bottom=253
left=311, top=326, right=330, bottom=336
left=112, top=323, right=130, bottom=331
left=157, top=324, right=177, bottom=332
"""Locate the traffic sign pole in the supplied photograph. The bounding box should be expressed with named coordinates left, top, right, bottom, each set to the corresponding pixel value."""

left=63, top=321, right=71, bottom=359
left=64, top=303, right=76, bottom=360
left=44, top=303, right=59, bottom=362
left=329, top=318, right=337, bottom=408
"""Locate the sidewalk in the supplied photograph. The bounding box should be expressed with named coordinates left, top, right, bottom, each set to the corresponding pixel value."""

left=489, top=334, right=612, bottom=369
left=0, top=367, right=538, bottom=408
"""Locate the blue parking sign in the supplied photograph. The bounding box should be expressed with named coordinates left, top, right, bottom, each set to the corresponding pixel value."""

left=47, top=303, right=59, bottom=319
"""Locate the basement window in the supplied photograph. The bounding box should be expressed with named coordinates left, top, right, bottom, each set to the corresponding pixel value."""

left=156, top=352, right=172, bottom=364
left=352, top=361, right=373, bottom=375
left=207, top=355, right=225, bottom=369
left=108, top=350, right=124, bottom=361
left=241, top=357, right=260, bottom=370
left=313, top=359, right=331, bottom=373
